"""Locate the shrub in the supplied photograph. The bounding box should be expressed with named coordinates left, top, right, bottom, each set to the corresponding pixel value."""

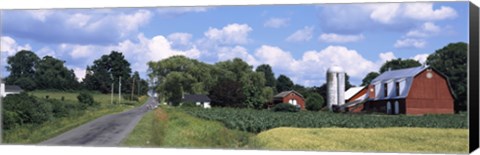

left=306, top=93, right=324, bottom=111
left=77, top=92, right=96, bottom=108
left=48, top=99, right=80, bottom=117
left=2, top=93, right=53, bottom=127
left=271, top=103, right=300, bottom=112
left=181, top=101, right=198, bottom=108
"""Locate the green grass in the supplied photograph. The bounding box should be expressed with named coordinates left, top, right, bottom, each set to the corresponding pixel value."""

left=254, top=127, right=468, bottom=153
left=122, top=106, right=254, bottom=149
left=2, top=90, right=148, bottom=144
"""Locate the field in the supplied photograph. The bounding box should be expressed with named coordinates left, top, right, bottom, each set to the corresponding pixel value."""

left=254, top=127, right=468, bottom=153
left=182, top=107, right=467, bottom=133
left=2, top=90, right=148, bottom=144
left=122, top=106, right=253, bottom=148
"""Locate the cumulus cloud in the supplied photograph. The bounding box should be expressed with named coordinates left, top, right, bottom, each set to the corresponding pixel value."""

left=286, top=26, right=314, bottom=42
left=264, top=17, right=290, bottom=28
left=318, top=33, right=365, bottom=43
left=1, top=36, right=32, bottom=56
left=217, top=46, right=258, bottom=66
left=406, top=22, right=442, bottom=38
left=411, top=53, right=429, bottom=64
left=3, top=9, right=153, bottom=45
left=394, top=38, right=426, bottom=48
left=204, top=23, right=253, bottom=45
left=167, top=32, right=193, bottom=47
left=379, top=52, right=397, bottom=63
left=403, top=3, right=457, bottom=21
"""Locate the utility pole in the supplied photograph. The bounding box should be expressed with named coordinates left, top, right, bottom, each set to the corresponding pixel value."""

left=131, top=76, right=135, bottom=100
left=119, top=76, right=122, bottom=104
left=110, top=74, right=114, bottom=104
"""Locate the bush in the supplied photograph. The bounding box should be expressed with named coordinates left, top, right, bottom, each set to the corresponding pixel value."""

left=271, top=103, right=300, bottom=112
left=48, top=99, right=80, bottom=117
left=77, top=92, right=96, bottom=108
left=306, top=93, right=324, bottom=111
left=2, top=93, right=53, bottom=128
left=181, top=101, right=198, bottom=108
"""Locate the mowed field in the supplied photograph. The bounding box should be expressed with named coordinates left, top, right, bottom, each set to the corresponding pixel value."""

left=3, top=90, right=147, bottom=144
left=254, top=127, right=468, bottom=153
left=123, top=107, right=468, bottom=153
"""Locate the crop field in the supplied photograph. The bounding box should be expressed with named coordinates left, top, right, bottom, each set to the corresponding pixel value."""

left=182, top=107, right=467, bottom=133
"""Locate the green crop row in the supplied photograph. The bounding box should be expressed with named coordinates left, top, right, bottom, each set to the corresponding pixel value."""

left=182, top=107, right=467, bottom=133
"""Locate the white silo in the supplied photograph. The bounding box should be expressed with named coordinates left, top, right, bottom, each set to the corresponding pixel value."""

left=327, top=65, right=345, bottom=111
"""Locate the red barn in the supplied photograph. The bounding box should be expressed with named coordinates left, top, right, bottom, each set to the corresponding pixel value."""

left=273, top=90, right=305, bottom=110
left=358, top=66, right=455, bottom=115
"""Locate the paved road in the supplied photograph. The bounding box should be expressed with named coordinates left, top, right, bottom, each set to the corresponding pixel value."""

left=40, top=97, right=159, bottom=147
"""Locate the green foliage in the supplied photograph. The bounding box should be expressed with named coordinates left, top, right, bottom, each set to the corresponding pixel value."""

left=379, top=58, right=421, bottom=73
left=208, top=78, right=246, bottom=108
left=426, top=42, right=467, bottom=112
left=276, top=75, right=294, bottom=92
left=12, top=77, right=37, bottom=91
left=241, top=72, right=266, bottom=109
left=83, top=51, right=132, bottom=93
left=361, top=72, right=380, bottom=86
left=271, top=103, right=300, bottom=112
left=35, top=56, right=79, bottom=90
left=6, top=50, right=40, bottom=86
left=2, top=93, right=53, bottom=129
left=262, top=87, right=274, bottom=104
left=181, top=101, right=198, bottom=108
left=77, top=92, right=96, bottom=108
left=183, top=108, right=467, bottom=133
left=306, top=93, right=324, bottom=111
left=256, top=64, right=276, bottom=88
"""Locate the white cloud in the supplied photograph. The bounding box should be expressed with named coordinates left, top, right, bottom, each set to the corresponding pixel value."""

left=318, top=33, right=365, bottom=43
left=264, top=18, right=290, bottom=28
left=70, top=45, right=96, bottom=59
left=411, top=53, right=429, bottom=64
left=403, top=3, right=457, bottom=21
left=406, top=22, right=441, bottom=38
left=66, top=13, right=91, bottom=28
left=255, top=45, right=297, bottom=71
left=217, top=46, right=258, bottom=66
left=394, top=38, right=426, bottom=48
left=70, top=66, right=87, bottom=82
left=379, top=52, right=396, bottom=63
left=157, top=7, right=210, bottom=17
left=0, top=36, right=32, bottom=56
left=27, top=10, right=53, bottom=22
left=286, top=26, right=314, bottom=42
left=167, top=33, right=193, bottom=47
left=368, top=3, right=401, bottom=24
left=117, top=10, right=152, bottom=37
left=204, top=23, right=253, bottom=45
left=37, top=47, right=56, bottom=58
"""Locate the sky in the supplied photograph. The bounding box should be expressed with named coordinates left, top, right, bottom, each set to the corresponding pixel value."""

left=0, top=2, right=469, bottom=87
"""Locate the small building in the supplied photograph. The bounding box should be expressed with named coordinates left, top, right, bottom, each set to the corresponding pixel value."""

left=273, top=90, right=305, bottom=110
left=182, top=94, right=211, bottom=108
left=343, top=86, right=368, bottom=112
left=361, top=66, right=455, bottom=115
left=1, top=83, right=23, bottom=97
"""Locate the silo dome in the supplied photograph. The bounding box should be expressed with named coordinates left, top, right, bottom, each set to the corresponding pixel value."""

left=327, top=65, right=344, bottom=73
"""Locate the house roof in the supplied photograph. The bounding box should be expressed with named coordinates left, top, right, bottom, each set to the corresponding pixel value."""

left=183, top=94, right=211, bottom=102
left=345, top=86, right=365, bottom=100
left=274, top=90, right=304, bottom=99
left=5, top=85, right=23, bottom=92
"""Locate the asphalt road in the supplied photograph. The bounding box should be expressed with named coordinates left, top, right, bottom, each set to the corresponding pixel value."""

left=40, top=97, right=159, bottom=147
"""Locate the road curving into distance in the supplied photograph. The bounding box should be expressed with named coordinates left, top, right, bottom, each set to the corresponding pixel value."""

left=40, top=97, right=159, bottom=147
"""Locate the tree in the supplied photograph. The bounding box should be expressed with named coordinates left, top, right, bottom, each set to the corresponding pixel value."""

left=83, top=51, right=132, bottom=93
left=361, top=72, right=380, bottom=86
left=35, top=56, right=79, bottom=90
left=256, top=64, right=276, bottom=88
left=306, top=93, right=324, bottom=111
left=344, top=73, right=354, bottom=90
left=208, top=78, right=246, bottom=108
left=6, top=50, right=40, bottom=90
left=158, top=72, right=196, bottom=105
left=379, top=58, right=421, bottom=73
left=276, top=75, right=294, bottom=92
left=426, top=42, right=467, bottom=112
left=241, top=72, right=266, bottom=109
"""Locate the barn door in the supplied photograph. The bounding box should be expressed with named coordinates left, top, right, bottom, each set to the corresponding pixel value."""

left=386, top=102, right=392, bottom=114
left=394, top=101, right=399, bottom=114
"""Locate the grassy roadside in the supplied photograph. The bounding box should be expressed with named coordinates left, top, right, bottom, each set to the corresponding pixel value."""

left=2, top=91, right=148, bottom=144
left=122, top=106, right=254, bottom=149
left=253, top=127, right=468, bottom=153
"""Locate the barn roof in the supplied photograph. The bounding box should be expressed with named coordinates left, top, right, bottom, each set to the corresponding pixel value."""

left=183, top=94, right=211, bottom=102
left=274, top=90, right=304, bottom=99
left=5, top=85, right=23, bottom=92
left=345, top=86, right=365, bottom=100
left=371, top=66, right=425, bottom=83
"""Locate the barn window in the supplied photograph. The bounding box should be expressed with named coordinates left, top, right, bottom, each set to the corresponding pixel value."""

left=384, top=83, right=388, bottom=97
left=395, top=82, right=400, bottom=96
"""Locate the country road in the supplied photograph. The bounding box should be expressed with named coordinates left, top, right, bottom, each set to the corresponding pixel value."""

left=40, top=97, right=159, bottom=146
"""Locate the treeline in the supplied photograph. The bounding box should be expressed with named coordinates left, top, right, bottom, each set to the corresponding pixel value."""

left=148, top=42, right=467, bottom=112
left=4, top=50, right=149, bottom=96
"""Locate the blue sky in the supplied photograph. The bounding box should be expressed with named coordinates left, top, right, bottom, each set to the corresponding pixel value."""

left=0, top=2, right=469, bottom=87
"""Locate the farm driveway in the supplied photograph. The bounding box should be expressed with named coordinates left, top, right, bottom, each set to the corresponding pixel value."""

left=40, top=97, right=159, bottom=146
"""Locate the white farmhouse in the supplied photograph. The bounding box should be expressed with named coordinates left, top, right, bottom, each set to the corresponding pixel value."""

left=1, top=83, right=23, bottom=97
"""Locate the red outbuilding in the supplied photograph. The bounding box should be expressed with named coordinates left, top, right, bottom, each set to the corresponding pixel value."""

left=345, top=66, right=455, bottom=115
left=273, top=90, right=306, bottom=110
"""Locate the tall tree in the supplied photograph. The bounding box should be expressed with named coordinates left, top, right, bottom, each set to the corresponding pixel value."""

left=35, top=56, right=79, bottom=90
left=426, top=42, right=467, bottom=112
left=361, top=72, right=380, bottom=86
left=379, top=58, right=421, bottom=73
left=241, top=72, right=266, bottom=109
left=276, top=74, right=294, bottom=92
left=6, top=50, right=40, bottom=90
left=255, top=64, right=276, bottom=88
left=208, top=78, right=246, bottom=108
left=83, top=51, right=132, bottom=93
